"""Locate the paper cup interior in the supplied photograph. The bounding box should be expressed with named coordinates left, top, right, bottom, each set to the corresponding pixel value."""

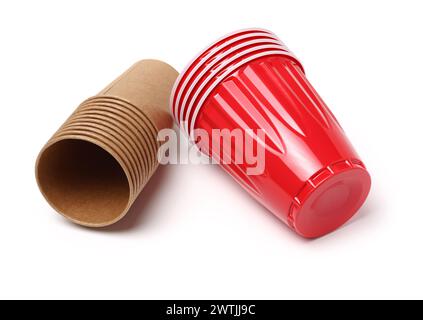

left=36, top=138, right=131, bottom=227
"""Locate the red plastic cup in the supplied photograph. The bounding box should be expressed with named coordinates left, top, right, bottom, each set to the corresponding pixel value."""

left=171, top=28, right=371, bottom=238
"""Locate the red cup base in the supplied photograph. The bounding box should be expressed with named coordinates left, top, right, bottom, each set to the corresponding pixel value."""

left=289, top=160, right=371, bottom=238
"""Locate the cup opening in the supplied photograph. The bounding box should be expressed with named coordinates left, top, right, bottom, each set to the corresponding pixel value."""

left=36, top=138, right=131, bottom=227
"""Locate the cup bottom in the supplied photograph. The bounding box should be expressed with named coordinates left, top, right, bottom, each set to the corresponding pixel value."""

left=289, top=160, right=371, bottom=238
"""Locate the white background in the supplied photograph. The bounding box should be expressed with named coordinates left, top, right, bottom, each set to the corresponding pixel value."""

left=0, top=0, right=422, bottom=300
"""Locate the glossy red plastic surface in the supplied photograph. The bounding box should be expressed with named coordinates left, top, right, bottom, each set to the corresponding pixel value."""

left=172, top=29, right=371, bottom=238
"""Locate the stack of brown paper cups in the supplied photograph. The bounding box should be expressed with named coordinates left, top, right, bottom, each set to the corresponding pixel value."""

left=36, top=60, right=178, bottom=227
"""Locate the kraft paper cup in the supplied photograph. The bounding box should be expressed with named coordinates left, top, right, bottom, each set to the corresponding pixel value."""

left=36, top=60, right=178, bottom=227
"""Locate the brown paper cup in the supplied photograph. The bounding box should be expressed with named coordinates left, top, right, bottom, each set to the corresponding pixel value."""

left=36, top=60, right=178, bottom=227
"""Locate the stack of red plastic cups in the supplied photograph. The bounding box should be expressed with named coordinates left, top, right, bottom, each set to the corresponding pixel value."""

left=171, top=28, right=371, bottom=238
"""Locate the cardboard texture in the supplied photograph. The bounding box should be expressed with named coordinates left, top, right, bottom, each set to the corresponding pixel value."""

left=36, top=60, right=178, bottom=227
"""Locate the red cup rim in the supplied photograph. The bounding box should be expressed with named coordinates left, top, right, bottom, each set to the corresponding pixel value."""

left=170, top=28, right=277, bottom=116
left=180, top=44, right=291, bottom=132
left=180, top=45, right=295, bottom=135
left=171, top=29, right=279, bottom=118
left=176, top=38, right=288, bottom=127
left=181, top=45, right=293, bottom=135
left=186, top=50, right=301, bottom=137
left=173, top=33, right=282, bottom=120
